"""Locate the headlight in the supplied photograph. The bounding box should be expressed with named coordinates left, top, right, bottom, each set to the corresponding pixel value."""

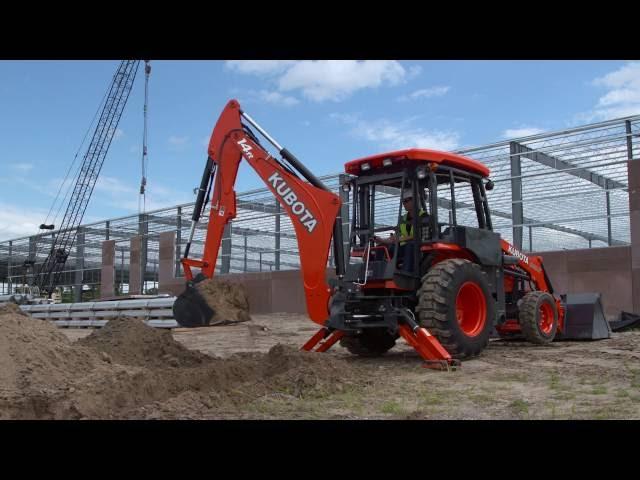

left=382, top=158, right=393, bottom=167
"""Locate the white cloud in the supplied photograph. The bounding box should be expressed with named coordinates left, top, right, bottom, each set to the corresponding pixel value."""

left=502, top=126, right=546, bottom=139
left=256, top=90, right=299, bottom=107
left=93, top=176, right=191, bottom=213
left=332, top=113, right=460, bottom=151
left=227, top=60, right=408, bottom=102
left=279, top=60, right=406, bottom=102
left=580, top=62, right=640, bottom=121
left=0, top=203, right=48, bottom=241
left=9, top=162, right=33, bottom=172
left=407, top=65, right=423, bottom=79
left=398, top=86, right=450, bottom=102
left=94, top=176, right=136, bottom=196
left=225, top=60, right=297, bottom=76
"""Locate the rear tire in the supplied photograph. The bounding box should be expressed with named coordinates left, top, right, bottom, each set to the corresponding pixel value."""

left=417, top=259, right=494, bottom=359
left=519, top=291, right=558, bottom=344
left=339, top=329, right=397, bottom=357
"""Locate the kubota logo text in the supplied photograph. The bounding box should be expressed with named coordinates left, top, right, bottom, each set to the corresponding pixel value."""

left=268, top=172, right=318, bottom=233
left=508, top=244, right=529, bottom=265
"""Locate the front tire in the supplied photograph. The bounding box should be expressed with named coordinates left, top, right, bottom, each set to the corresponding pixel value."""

left=519, top=291, right=558, bottom=344
left=417, top=259, right=494, bottom=359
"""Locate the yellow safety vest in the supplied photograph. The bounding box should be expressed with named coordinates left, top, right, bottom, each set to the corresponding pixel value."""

left=399, top=209, right=426, bottom=245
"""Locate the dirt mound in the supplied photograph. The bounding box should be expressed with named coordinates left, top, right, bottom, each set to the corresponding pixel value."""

left=0, top=303, right=102, bottom=419
left=0, top=307, right=358, bottom=419
left=132, top=344, right=360, bottom=419
left=77, top=317, right=210, bottom=369
left=195, top=278, right=251, bottom=325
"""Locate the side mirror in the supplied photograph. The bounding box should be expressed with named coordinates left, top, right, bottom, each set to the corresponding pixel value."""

left=485, top=180, right=495, bottom=191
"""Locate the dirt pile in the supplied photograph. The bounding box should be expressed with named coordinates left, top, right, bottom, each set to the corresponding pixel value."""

left=0, top=310, right=358, bottom=419
left=77, top=317, right=210, bottom=369
left=0, top=303, right=101, bottom=419
left=195, top=278, right=251, bottom=325
left=133, top=344, right=359, bottom=419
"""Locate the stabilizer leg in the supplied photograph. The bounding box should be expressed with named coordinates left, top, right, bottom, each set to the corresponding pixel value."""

left=398, top=324, right=460, bottom=371
left=301, top=328, right=345, bottom=353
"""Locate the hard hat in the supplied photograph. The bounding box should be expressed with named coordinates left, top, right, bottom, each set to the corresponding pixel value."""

left=402, top=190, right=413, bottom=200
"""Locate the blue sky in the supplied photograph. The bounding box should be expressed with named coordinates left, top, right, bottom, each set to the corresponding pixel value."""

left=1, top=59, right=639, bottom=241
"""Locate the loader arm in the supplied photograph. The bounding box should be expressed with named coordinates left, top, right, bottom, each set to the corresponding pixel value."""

left=500, top=238, right=565, bottom=328
left=180, top=100, right=342, bottom=325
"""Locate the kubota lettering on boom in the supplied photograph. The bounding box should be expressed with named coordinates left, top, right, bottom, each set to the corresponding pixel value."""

left=268, top=172, right=317, bottom=233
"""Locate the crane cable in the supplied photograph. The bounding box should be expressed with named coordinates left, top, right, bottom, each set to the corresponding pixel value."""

left=139, top=60, right=151, bottom=214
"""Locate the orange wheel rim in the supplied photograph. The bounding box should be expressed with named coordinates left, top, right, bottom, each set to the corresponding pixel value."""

left=539, top=302, right=555, bottom=335
left=455, top=281, right=487, bottom=337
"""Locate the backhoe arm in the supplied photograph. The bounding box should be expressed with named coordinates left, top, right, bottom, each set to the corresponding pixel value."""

left=181, top=100, right=342, bottom=325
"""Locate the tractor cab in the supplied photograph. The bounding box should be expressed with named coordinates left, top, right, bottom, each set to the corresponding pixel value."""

left=341, top=148, right=499, bottom=292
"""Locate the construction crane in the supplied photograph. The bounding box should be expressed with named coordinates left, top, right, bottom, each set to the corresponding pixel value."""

left=34, top=60, right=142, bottom=295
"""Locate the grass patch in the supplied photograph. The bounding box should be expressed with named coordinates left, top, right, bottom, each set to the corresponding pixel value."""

left=615, top=389, right=630, bottom=399
left=419, top=391, right=447, bottom=407
left=470, top=393, right=495, bottom=407
left=380, top=401, right=405, bottom=415
left=509, top=399, right=529, bottom=417
left=592, top=385, right=608, bottom=395
left=490, top=372, right=529, bottom=383
left=551, top=391, right=576, bottom=401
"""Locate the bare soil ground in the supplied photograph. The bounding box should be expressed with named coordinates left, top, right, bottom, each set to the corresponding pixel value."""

left=61, top=312, right=640, bottom=420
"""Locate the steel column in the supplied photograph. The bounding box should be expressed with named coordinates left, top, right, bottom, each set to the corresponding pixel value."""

left=510, top=142, right=524, bottom=249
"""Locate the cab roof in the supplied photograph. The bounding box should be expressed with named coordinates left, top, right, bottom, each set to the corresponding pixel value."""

left=344, top=148, right=490, bottom=177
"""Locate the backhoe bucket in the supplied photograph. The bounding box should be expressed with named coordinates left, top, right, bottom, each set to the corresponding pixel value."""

left=557, top=292, right=611, bottom=340
left=172, top=282, right=215, bottom=328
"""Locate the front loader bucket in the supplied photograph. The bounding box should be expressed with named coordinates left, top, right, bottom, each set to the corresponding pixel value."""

left=172, top=282, right=215, bottom=328
left=557, top=292, right=611, bottom=340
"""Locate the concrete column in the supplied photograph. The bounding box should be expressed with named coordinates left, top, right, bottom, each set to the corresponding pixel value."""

left=626, top=120, right=640, bottom=313
left=100, top=239, right=116, bottom=299
left=221, top=224, right=232, bottom=274
left=119, top=247, right=125, bottom=294
left=275, top=199, right=281, bottom=271
left=510, top=142, right=524, bottom=249
left=73, top=227, right=85, bottom=302
left=129, top=236, right=142, bottom=295
left=158, top=231, right=176, bottom=291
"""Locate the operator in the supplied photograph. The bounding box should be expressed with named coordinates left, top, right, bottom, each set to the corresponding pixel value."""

left=374, top=190, right=428, bottom=272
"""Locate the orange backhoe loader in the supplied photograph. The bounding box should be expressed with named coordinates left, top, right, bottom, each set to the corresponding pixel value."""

left=173, top=99, right=609, bottom=369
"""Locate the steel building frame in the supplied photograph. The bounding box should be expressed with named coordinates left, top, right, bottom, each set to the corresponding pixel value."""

left=0, top=114, right=638, bottom=295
